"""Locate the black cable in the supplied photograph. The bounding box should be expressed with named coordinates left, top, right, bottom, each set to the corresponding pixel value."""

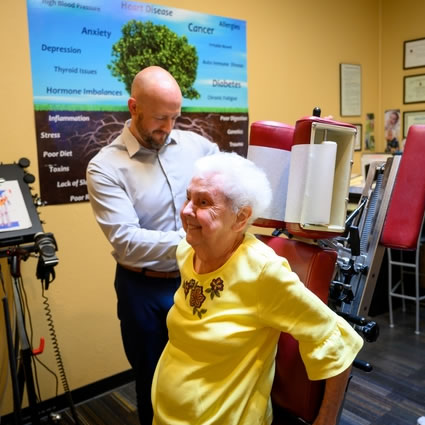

left=16, top=256, right=81, bottom=424
left=34, top=357, right=59, bottom=398
left=40, top=285, right=69, bottom=393
left=20, top=275, right=60, bottom=397
left=41, top=283, right=81, bottom=425
left=5, top=245, right=79, bottom=424
left=21, top=276, right=60, bottom=397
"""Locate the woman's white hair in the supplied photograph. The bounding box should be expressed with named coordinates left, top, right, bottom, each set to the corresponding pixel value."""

left=192, top=151, right=272, bottom=225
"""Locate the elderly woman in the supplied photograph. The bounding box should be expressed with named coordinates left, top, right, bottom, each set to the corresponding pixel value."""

left=151, top=152, right=363, bottom=425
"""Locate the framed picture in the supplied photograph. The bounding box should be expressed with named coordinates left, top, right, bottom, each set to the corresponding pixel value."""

left=340, top=63, right=361, bottom=116
left=364, top=113, right=375, bottom=151
left=403, top=110, right=425, bottom=138
left=404, top=37, right=425, bottom=69
left=353, top=124, right=362, bottom=151
left=384, top=110, right=401, bottom=153
left=404, top=74, right=425, bottom=104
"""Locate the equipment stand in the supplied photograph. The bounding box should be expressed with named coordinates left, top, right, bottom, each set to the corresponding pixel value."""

left=1, top=250, right=41, bottom=425
left=2, top=295, right=23, bottom=425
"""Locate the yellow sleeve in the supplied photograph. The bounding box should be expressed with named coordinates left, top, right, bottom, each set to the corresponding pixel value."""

left=257, top=256, right=364, bottom=381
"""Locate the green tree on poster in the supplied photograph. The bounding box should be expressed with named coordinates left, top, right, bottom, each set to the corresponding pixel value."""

left=108, top=20, right=200, bottom=99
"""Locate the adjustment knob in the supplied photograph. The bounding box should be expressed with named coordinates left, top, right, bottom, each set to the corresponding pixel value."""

left=312, top=107, right=321, bottom=117
left=24, top=173, right=36, bottom=184
left=18, top=157, right=30, bottom=168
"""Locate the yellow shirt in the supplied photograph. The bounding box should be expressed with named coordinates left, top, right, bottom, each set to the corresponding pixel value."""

left=152, top=233, right=363, bottom=425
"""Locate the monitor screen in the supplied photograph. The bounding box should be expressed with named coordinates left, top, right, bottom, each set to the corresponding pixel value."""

left=0, top=163, right=43, bottom=248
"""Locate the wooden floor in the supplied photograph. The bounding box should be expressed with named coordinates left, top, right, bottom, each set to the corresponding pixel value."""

left=52, top=306, right=425, bottom=425
left=340, top=306, right=425, bottom=425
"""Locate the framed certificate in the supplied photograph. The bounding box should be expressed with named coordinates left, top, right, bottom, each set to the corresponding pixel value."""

left=340, top=63, right=361, bottom=116
left=404, top=37, right=425, bottom=69
left=404, top=74, right=425, bottom=104
left=403, top=110, right=425, bottom=138
left=353, top=124, right=362, bottom=151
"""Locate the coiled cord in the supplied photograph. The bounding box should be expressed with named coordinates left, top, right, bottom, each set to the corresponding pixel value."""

left=41, top=286, right=70, bottom=394
left=41, top=284, right=80, bottom=424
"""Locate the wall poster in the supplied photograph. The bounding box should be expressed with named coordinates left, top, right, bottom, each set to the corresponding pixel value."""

left=26, top=0, right=248, bottom=205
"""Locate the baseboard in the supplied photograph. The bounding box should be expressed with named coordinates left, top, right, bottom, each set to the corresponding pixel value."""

left=0, top=369, right=134, bottom=424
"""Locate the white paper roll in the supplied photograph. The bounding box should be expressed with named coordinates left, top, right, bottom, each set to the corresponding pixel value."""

left=284, top=145, right=309, bottom=222
left=247, top=145, right=291, bottom=221
left=302, top=141, right=337, bottom=225
left=285, top=141, right=337, bottom=225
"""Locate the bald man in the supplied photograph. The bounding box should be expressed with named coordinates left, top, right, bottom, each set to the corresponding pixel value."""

left=87, top=66, right=219, bottom=424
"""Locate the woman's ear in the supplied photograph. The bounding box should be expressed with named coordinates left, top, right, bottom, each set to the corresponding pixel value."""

left=233, top=206, right=252, bottom=232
